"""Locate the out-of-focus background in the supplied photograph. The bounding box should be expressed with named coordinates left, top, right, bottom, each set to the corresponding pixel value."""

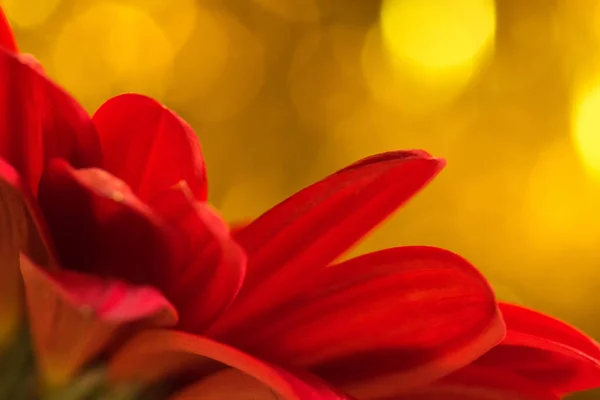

left=3, top=0, right=600, bottom=396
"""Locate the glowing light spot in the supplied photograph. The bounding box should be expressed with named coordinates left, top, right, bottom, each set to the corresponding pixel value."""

left=573, top=82, right=600, bottom=177
left=380, top=0, right=496, bottom=72
left=110, top=191, right=125, bottom=203
left=363, top=0, right=497, bottom=113
left=53, top=2, right=174, bottom=110
left=361, top=26, right=474, bottom=114
left=2, top=0, right=61, bottom=28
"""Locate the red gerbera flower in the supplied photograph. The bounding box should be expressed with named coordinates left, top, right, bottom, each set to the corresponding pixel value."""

left=2, top=7, right=600, bottom=400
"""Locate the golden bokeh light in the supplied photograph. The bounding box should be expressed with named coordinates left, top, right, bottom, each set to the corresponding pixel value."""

left=288, top=28, right=364, bottom=126
left=167, top=9, right=265, bottom=122
left=11, top=3, right=600, bottom=393
left=136, top=0, right=198, bottom=52
left=524, top=139, right=600, bottom=249
left=573, top=82, right=600, bottom=178
left=163, top=5, right=229, bottom=105
left=53, top=2, right=174, bottom=110
left=250, top=0, right=342, bottom=22
left=2, top=0, right=61, bottom=28
left=521, top=139, right=600, bottom=320
left=361, top=25, right=476, bottom=114
left=380, top=0, right=496, bottom=73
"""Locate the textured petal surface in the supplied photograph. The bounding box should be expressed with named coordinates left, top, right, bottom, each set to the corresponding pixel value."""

left=0, top=48, right=101, bottom=195
left=0, top=159, right=51, bottom=346
left=208, top=150, right=445, bottom=337
left=149, top=183, right=246, bottom=332
left=473, top=303, right=600, bottom=395
left=0, top=6, right=17, bottom=52
left=234, top=246, right=504, bottom=398
left=37, top=159, right=174, bottom=288
left=109, top=330, right=349, bottom=400
left=92, top=94, right=207, bottom=202
left=20, top=255, right=177, bottom=388
left=168, top=369, right=303, bottom=400
left=397, top=365, right=559, bottom=400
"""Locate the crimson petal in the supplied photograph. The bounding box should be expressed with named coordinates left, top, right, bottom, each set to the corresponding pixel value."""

left=208, top=150, right=444, bottom=336
left=0, top=48, right=101, bottom=195
left=21, top=255, right=176, bottom=388
left=473, top=303, right=600, bottom=395
left=149, top=183, right=246, bottom=332
left=0, top=159, right=51, bottom=347
left=235, top=246, right=504, bottom=398
left=500, top=303, right=600, bottom=360
left=37, top=159, right=173, bottom=288
left=109, top=330, right=349, bottom=400
left=92, top=94, right=207, bottom=202
left=0, top=6, right=17, bottom=52
left=168, top=369, right=310, bottom=400
left=398, top=365, right=559, bottom=400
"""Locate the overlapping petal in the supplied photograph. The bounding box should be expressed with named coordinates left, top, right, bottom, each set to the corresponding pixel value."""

left=208, top=150, right=445, bottom=337
left=37, top=158, right=174, bottom=288
left=0, top=159, right=51, bottom=347
left=0, top=48, right=101, bottom=195
left=168, top=369, right=305, bottom=400
left=231, top=246, right=504, bottom=398
left=109, top=330, right=349, bottom=400
left=398, top=365, right=559, bottom=400
left=20, top=255, right=177, bottom=388
left=150, top=183, right=246, bottom=332
left=473, top=303, right=600, bottom=395
left=92, top=94, right=207, bottom=202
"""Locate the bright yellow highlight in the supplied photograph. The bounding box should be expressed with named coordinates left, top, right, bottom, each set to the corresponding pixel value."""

left=2, top=0, right=61, bottom=28
left=573, top=82, right=600, bottom=177
left=380, top=0, right=496, bottom=72
left=361, top=0, right=496, bottom=114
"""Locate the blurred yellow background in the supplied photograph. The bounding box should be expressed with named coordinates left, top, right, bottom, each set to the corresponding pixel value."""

left=4, top=0, right=600, bottom=396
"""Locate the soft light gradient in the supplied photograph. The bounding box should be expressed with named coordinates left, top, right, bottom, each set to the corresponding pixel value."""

left=3, top=0, right=599, bottom=397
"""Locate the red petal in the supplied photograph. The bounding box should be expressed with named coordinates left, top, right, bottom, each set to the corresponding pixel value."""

left=232, top=246, right=504, bottom=398
left=92, top=94, right=207, bottom=202
left=37, top=159, right=174, bottom=289
left=0, top=48, right=101, bottom=195
left=149, top=183, right=246, bottom=332
left=109, top=330, right=349, bottom=400
left=168, top=369, right=309, bottom=400
left=0, top=5, right=17, bottom=52
left=208, top=150, right=445, bottom=336
left=500, top=303, right=600, bottom=360
left=398, top=365, right=559, bottom=400
left=472, top=303, right=600, bottom=395
left=0, top=159, right=52, bottom=346
left=20, top=255, right=177, bottom=388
